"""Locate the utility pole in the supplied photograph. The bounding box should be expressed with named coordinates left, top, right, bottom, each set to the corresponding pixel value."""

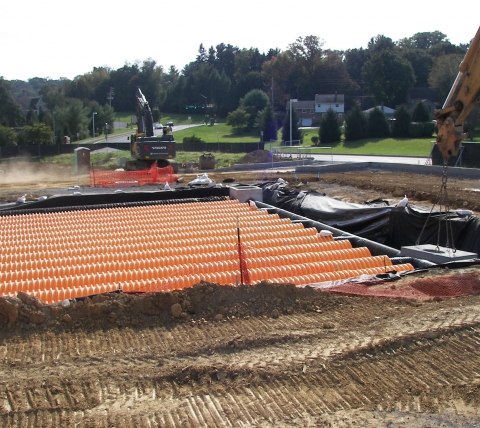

left=200, top=94, right=207, bottom=124
left=289, top=99, right=297, bottom=147
left=107, top=87, right=114, bottom=107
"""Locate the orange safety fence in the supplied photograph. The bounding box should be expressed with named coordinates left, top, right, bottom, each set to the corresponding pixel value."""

left=90, top=162, right=178, bottom=188
left=318, top=273, right=480, bottom=300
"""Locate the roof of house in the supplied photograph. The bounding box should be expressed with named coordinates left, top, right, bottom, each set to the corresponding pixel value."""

left=363, top=106, right=395, bottom=114
left=315, top=94, right=345, bottom=104
left=16, top=96, right=44, bottom=111
left=288, top=100, right=315, bottom=109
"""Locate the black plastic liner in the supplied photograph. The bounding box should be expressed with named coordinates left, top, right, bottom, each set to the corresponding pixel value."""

left=259, top=181, right=480, bottom=255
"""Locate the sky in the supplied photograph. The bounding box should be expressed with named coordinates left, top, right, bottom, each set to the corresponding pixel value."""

left=2, top=0, right=479, bottom=82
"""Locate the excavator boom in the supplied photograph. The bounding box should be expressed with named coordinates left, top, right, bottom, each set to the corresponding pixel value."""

left=434, top=26, right=480, bottom=159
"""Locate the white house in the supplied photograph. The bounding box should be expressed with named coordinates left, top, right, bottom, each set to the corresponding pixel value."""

left=315, top=94, right=345, bottom=116
left=285, top=94, right=345, bottom=127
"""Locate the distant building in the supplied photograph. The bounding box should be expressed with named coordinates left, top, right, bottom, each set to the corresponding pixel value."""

left=286, top=94, right=345, bottom=127
left=315, top=93, right=345, bottom=116
left=407, top=87, right=441, bottom=116
left=363, top=105, right=395, bottom=120
left=16, top=91, right=48, bottom=117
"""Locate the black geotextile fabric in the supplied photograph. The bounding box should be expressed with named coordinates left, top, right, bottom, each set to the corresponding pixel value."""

left=259, top=181, right=393, bottom=244
left=0, top=186, right=230, bottom=214
left=388, top=206, right=480, bottom=255
left=259, top=181, right=480, bottom=254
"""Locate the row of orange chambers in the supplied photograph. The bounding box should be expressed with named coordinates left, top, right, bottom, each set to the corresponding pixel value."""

left=0, top=199, right=414, bottom=303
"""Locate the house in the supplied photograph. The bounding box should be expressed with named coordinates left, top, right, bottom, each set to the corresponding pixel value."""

left=407, top=88, right=441, bottom=116
left=363, top=105, right=395, bottom=120
left=16, top=93, right=48, bottom=117
left=315, top=94, right=345, bottom=118
left=286, top=100, right=317, bottom=127
left=285, top=94, right=345, bottom=127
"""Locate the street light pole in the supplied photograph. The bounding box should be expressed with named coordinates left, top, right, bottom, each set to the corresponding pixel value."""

left=289, top=99, right=297, bottom=148
left=92, top=112, right=97, bottom=139
left=200, top=94, right=207, bottom=124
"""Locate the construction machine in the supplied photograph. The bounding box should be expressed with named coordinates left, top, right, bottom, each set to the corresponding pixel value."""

left=126, top=87, right=178, bottom=172
left=434, top=26, right=480, bottom=159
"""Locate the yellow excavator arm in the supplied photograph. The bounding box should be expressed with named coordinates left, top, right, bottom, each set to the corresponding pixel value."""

left=434, top=26, right=480, bottom=159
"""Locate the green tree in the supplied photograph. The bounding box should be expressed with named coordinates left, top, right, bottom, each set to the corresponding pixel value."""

left=319, top=109, right=342, bottom=144
left=256, top=102, right=277, bottom=142
left=282, top=108, right=302, bottom=145
left=401, top=49, right=433, bottom=87
left=367, top=107, right=391, bottom=138
left=240, top=89, right=270, bottom=129
left=344, top=48, right=369, bottom=84
left=367, top=35, right=395, bottom=53
left=344, top=104, right=368, bottom=141
left=0, top=125, right=17, bottom=146
left=226, top=107, right=250, bottom=132
left=398, top=31, right=448, bottom=50
left=412, top=101, right=431, bottom=122
left=362, top=51, right=415, bottom=106
left=428, top=54, right=464, bottom=101
left=24, top=123, right=53, bottom=145
left=392, top=105, right=412, bottom=138
left=0, top=78, right=24, bottom=127
left=25, top=108, right=38, bottom=126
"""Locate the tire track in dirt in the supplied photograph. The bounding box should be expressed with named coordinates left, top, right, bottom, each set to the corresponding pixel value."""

left=2, top=296, right=480, bottom=427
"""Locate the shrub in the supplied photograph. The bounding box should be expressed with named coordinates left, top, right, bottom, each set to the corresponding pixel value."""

left=392, top=105, right=411, bottom=138
left=0, top=125, right=17, bottom=146
left=344, top=104, right=367, bottom=141
left=319, top=109, right=341, bottom=144
left=183, top=135, right=205, bottom=143
left=367, top=107, right=390, bottom=138
left=408, top=122, right=424, bottom=138
left=422, top=121, right=436, bottom=137
left=311, top=136, right=319, bottom=146
left=412, top=101, right=431, bottom=122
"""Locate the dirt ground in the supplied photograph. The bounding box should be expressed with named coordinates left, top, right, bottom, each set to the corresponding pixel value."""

left=1, top=160, right=480, bottom=427
left=1, top=160, right=480, bottom=215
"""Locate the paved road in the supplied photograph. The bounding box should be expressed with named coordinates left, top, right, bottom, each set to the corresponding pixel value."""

left=310, top=153, right=430, bottom=165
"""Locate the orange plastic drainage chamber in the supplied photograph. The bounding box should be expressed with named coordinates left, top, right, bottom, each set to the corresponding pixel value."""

left=0, top=199, right=414, bottom=303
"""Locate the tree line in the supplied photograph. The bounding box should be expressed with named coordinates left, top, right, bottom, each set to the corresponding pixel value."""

left=0, top=30, right=474, bottom=147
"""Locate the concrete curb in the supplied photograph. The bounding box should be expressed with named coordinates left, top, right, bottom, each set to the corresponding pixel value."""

left=296, top=162, right=480, bottom=179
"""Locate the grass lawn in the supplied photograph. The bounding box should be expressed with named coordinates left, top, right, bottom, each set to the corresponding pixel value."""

left=310, top=138, right=434, bottom=157
left=173, top=123, right=265, bottom=144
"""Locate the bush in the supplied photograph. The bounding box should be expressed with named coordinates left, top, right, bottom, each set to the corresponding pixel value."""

left=311, top=136, right=319, bottom=146
left=367, top=108, right=390, bottom=138
left=422, top=121, right=436, bottom=137
left=412, top=101, right=431, bottom=122
left=392, top=105, right=411, bottom=138
left=183, top=135, right=205, bottom=143
left=319, top=109, right=341, bottom=144
left=408, top=122, right=424, bottom=138
left=344, top=104, right=367, bottom=141
left=0, top=125, right=17, bottom=146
